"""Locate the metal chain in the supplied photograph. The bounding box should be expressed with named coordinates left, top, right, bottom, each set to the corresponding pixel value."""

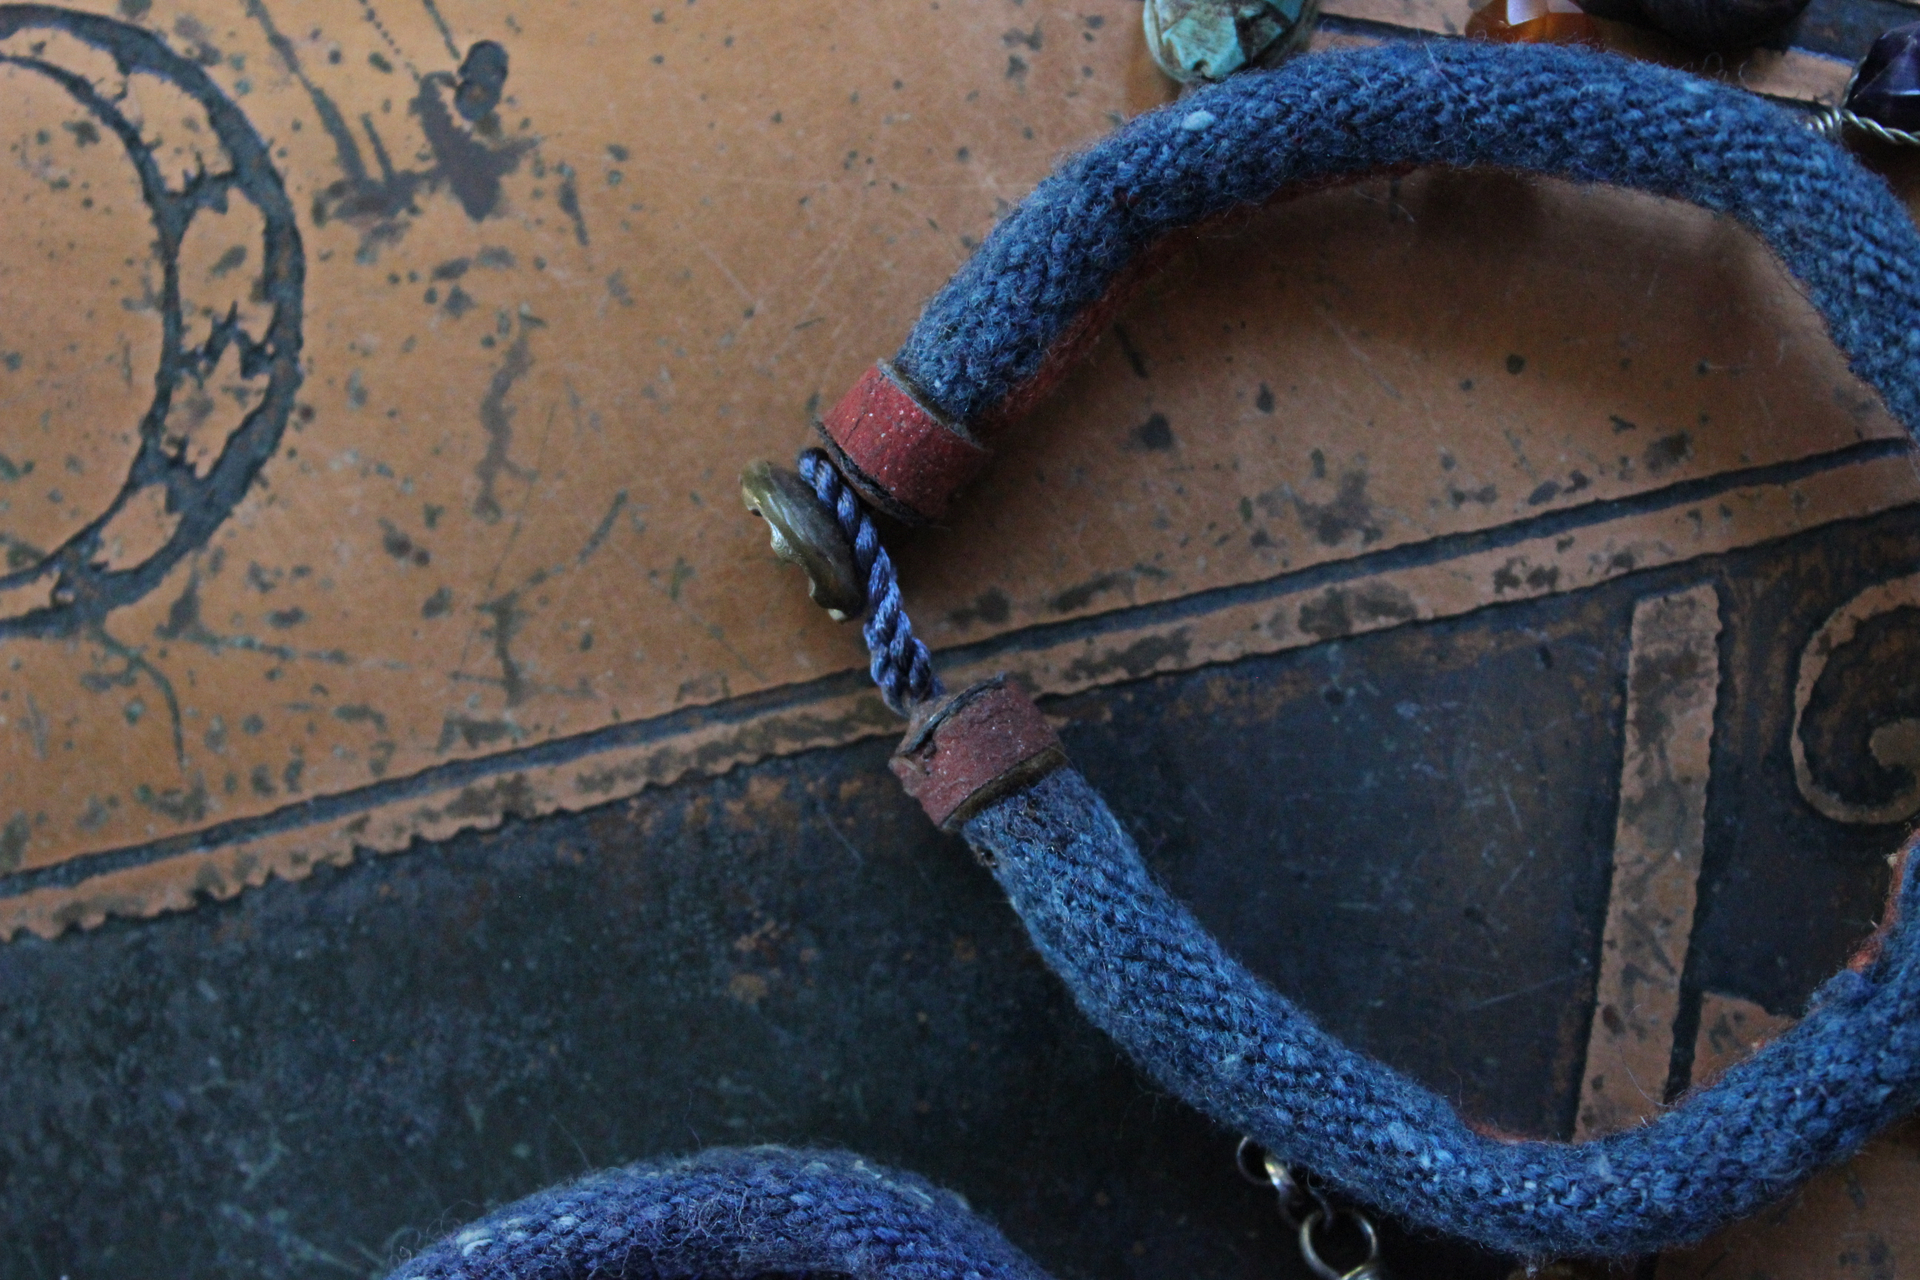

left=1237, top=1138, right=1388, bottom=1280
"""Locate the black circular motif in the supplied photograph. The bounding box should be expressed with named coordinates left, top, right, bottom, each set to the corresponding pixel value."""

left=1793, top=579, right=1920, bottom=826
left=0, top=5, right=303, bottom=640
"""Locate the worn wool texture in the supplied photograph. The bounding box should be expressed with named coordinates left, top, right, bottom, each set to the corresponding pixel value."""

left=390, top=1147, right=1050, bottom=1280
left=964, top=769, right=1920, bottom=1259
left=894, top=41, right=1920, bottom=439
left=398, top=42, right=1920, bottom=1274
left=908, top=44, right=1920, bottom=1259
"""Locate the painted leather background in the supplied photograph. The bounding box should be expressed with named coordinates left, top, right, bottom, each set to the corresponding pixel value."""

left=0, top=0, right=1906, bottom=940
left=0, top=1, right=1917, bottom=1274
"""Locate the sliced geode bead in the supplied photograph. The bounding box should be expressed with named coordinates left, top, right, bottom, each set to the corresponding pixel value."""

left=1143, top=0, right=1319, bottom=84
left=1847, top=22, right=1920, bottom=133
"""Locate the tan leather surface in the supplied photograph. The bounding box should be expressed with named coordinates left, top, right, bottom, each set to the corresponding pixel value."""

left=3, top=3, right=1918, bottom=1268
left=2, top=0, right=1907, bottom=933
left=0, top=0, right=1912, bottom=948
left=0, top=0, right=1155, bottom=884
left=0, top=0, right=1903, bottom=964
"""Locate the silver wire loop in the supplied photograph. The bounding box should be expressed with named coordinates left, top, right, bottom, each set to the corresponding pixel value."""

left=1299, top=1207, right=1384, bottom=1280
left=1813, top=105, right=1920, bottom=146
left=1239, top=1138, right=1387, bottom=1278
left=1235, top=1137, right=1326, bottom=1228
left=1234, top=1135, right=1280, bottom=1187
left=1808, top=63, right=1920, bottom=147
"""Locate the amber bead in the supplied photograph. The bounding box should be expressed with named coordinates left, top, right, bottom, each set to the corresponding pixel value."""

left=1466, top=0, right=1605, bottom=46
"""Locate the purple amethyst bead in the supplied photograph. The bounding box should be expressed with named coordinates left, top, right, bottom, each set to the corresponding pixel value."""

left=1847, top=22, right=1920, bottom=132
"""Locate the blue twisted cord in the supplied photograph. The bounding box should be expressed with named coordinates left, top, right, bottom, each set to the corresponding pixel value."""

left=797, top=447, right=944, bottom=715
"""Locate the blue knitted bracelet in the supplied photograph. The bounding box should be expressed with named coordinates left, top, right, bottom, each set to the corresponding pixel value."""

left=893, top=41, right=1920, bottom=434
left=760, top=38, right=1920, bottom=1262
left=401, top=39, right=1920, bottom=1279
left=390, top=1146, right=1053, bottom=1279
left=967, top=774, right=1917, bottom=1260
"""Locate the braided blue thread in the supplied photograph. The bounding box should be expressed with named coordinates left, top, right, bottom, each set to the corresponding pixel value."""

left=798, top=448, right=945, bottom=715
left=391, top=1146, right=1052, bottom=1280
left=964, top=770, right=1920, bottom=1259
left=894, top=41, right=1920, bottom=441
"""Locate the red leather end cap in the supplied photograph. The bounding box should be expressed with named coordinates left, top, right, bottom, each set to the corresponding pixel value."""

left=890, top=678, right=1066, bottom=831
left=817, top=362, right=989, bottom=525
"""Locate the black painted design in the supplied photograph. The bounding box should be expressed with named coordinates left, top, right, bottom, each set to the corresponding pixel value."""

left=556, top=164, right=589, bottom=246
left=416, top=63, right=533, bottom=220
left=473, top=327, right=536, bottom=523
left=1792, top=574, right=1920, bottom=825
left=0, top=437, right=1907, bottom=901
left=14, top=500, right=1915, bottom=1279
left=249, top=2, right=534, bottom=247
left=416, top=0, right=462, bottom=62
left=0, top=5, right=304, bottom=642
left=454, top=39, right=508, bottom=122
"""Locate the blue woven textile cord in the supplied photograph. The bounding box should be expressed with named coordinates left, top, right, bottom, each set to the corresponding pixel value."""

left=405, top=43, right=1920, bottom=1275
left=895, top=41, right=1920, bottom=439
left=964, top=769, right=1920, bottom=1259
left=391, top=1146, right=1052, bottom=1279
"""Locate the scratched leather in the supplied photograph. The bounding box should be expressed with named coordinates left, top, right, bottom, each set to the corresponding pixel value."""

left=0, top=0, right=1909, bottom=903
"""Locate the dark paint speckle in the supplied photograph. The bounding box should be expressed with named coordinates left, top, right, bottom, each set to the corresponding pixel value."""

left=1643, top=431, right=1692, bottom=476
left=0, top=814, right=28, bottom=873
left=1131, top=413, right=1174, bottom=451
left=454, top=41, right=510, bottom=123
left=556, top=168, right=588, bottom=245
left=1268, top=471, right=1382, bottom=546
left=948, top=588, right=1011, bottom=628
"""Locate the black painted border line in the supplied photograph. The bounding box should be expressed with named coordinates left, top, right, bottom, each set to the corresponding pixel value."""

left=2, top=435, right=1910, bottom=901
